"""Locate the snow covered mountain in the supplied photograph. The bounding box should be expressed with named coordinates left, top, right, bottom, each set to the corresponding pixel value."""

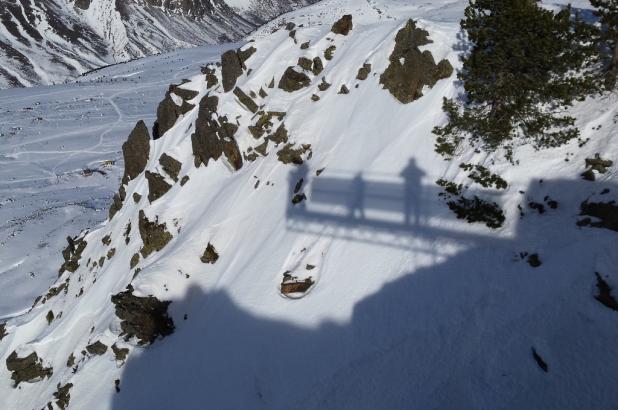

left=0, top=0, right=316, bottom=88
left=2, top=0, right=618, bottom=409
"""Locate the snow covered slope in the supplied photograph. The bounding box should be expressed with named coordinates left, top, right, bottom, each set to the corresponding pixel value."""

left=1, top=0, right=618, bottom=409
left=0, top=0, right=316, bottom=88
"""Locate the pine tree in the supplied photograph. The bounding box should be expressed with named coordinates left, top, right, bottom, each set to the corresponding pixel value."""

left=434, top=0, right=597, bottom=158
left=591, top=0, right=618, bottom=74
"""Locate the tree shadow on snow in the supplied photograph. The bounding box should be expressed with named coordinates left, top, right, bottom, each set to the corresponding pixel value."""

left=111, top=176, right=618, bottom=410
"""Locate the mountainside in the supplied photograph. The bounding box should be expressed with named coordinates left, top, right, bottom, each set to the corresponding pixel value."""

left=0, top=0, right=315, bottom=88
left=2, top=0, right=618, bottom=409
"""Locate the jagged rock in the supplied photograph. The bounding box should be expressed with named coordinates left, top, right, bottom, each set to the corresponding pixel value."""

left=221, top=49, right=244, bottom=92
left=130, top=253, right=140, bottom=269
left=133, top=192, right=142, bottom=203
left=122, top=120, right=150, bottom=183
left=111, top=285, right=174, bottom=345
left=311, top=94, right=320, bottom=102
left=59, top=235, right=87, bottom=275
left=138, top=210, right=173, bottom=258
left=380, top=20, right=453, bottom=104
left=331, top=14, right=353, bottom=35
left=318, top=77, right=331, bottom=91
left=0, top=323, right=6, bottom=340
left=338, top=84, right=350, bottom=94
left=107, top=248, right=116, bottom=260
left=180, top=175, right=190, bottom=186
left=324, top=45, right=336, bottom=61
left=233, top=87, right=258, bottom=113
left=109, top=192, right=123, bottom=220
left=312, top=57, right=324, bottom=75
left=53, top=382, right=73, bottom=410
left=259, top=88, right=268, bottom=98
left=86, top=341, right=108, bottom=356
left=152, top=84, right=197, bottom=139
left=46, top=310, right=54, bottom=324
left=191, top=95, right=243, bottom=170
left=356, top=63, right=372, bottom=80
left=300, top=41, right=310, bottom=49
left=6, top=351, right=53, bottom=386
left=74, top=0, right=90, bottom=10
left=238, top=46, right=256, bottom=66
left=281, top=277, right=314, bottom=294
left=201, top=65, right=219, bottom=89
left=102, top=234, right=111, bottom=246
left=200, top=243, right=219, bottom=264
left=145, top=171, right=172, bottom=203
left=277, top=144, right=311, bottom=165
left=278, top=67, right=311, bottom=92
left=298, top=57, right=313, bottom=71
left=268, top=124, right=289, bottom=145
left=579, top=201, right=618, bottom=231
left=112, top=343, right=129, bottom=363
left=285, top=22, right=296, bottom=31
left=159, top=153, right=182, bottom=182
left=66, top=353, right=75, bottom=368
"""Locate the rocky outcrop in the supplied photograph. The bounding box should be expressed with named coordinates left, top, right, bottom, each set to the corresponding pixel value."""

left=138, top=210, right=173, bottom=258
left=122, top=121, right=151, bottom=184
left=152, top=84, right=198, bottom=140
left=145, top=171, right=172, bottom=203
left=111, top=285, right=174, bottom=345
left=159, top=153, right=182, bottom=182
left=233, top=87, right=259, bottom=113
left=6, top=351, right=53, bottom=387
left=277, top=144, right=312, bottom=165
left=380, top=20, right=453, bottom=104
left=86, top=341, right=108, bottom=356
left=200, top=243, right=220, bottom=264
left=324, top=45, right=336, bottom=61
left=278, top=67, right=311, bottom=92
left=356, top=63, right=372, bottom=80
left=331, top=15, right=353, bottom=35
left=221, top=50, right=244, bottom=92
left=59, top=235, right=87, bottom=275
left=191, top=95, right=243, bottom=170
left=52, top=382, right=73, bottom=410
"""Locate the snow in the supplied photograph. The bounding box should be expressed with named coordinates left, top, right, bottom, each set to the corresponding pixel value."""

left=1, top=0, right=618, bottom=409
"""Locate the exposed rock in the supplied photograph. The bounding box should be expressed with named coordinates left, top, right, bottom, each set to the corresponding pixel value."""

left=238, top=46, right=256, bottom=66
left=124, top=222, right=132, bottom=244
left=311, top=94, right=320, bottom=102
left=331, top=14, right=353, bottom=35
left=200, top=243, right=219, bottom=264
left=86, top=341, right=108, bottom=356
left=0, top=323, right=6, bottom=340
left=46, top=310, right=54, bottom=324
left=324, top=45, right=336, bottom=61
left=259, top=88, right=268, bottom=98
left=6, top=351, right=53, bottom=386
left=111, top=285, right=174, bottom=345
left=233, top=87, right=258, bottom=113
left=380, top=20, right=453, bottom=104
left=221, top=49, right=244, bottom=92
left=130, top=253, right=140, bottom=269
left=292, top=193, right=307, bottom=204
left=145, top=171, right=172, bottom=203
left=122, top=121, right=150, bottom=183
left=66, top=353, right=75, bottom=368
left=201, top=65, right=218, bottom=89
left=74, top=0, right=90, bottom=10
left=281, top=277, right=314, bottom=295
left=532, top=348, right=548, bottom=373
left=356, top=63, right=372, bottom=80
left=527, top=253, right=541, bottom=268
left=338, top=84, right=350, bottom=94
left=152, top=84, right=197, bottom=139
left=594, top=272, right=618, bottom=311
left=582, top=154, right=613, bottom=181
left=312, top=57, right=324, bottom=75
left=278, top=67, right=311, bottom=92
left=133, top=192, right=142, bottom=203
left=53, top=382, right=73, bottom=410
left=159, top=153, right=182, bottom=182
left=285, top=22, right=296, bottom=31
left=109, top=192, right=124, bottom=220
left=277, top=144, right=312, bottom=165
left=138, top=210, right=173, bottom=258
left=107, top=248, right=116, bottom=260
left=111, top=343, right=129, bottom=363
left=180, top=175, right=190, bottom=186
left=300, top=41, right=310, bottom=49
left=102, top=234, right=111, bottom=246
left=579, top=201, right=618, bottom=231
left=298, top=57, right=313, bottom=71
left=318, top=77, right=331, bottom=91
left=192, top=95, right=243, bottom=170
left=59, top=235, right=87, bottom=275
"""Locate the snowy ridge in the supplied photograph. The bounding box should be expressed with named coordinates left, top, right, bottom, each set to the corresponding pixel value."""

left=0, top=0, right=316, bottom=88
left=1, top=0, right=618, bottom=409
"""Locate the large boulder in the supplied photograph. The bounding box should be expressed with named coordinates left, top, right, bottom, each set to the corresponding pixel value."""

left=145, top=171, right=172, bottom=203
left=159, top=153, right=182, bottom=182
left=122, top=120, right=151, bottom=183
left=278, top=67, right=311, bottom=92
left=221, top=50, right=244, bottom=92
left=331, top=15, right=353, bottom=35
left=152, top=84, right=198, bottom=139
left=191, top=95, right=243, bottom=170
left=380, top=20, right=453, bottom=104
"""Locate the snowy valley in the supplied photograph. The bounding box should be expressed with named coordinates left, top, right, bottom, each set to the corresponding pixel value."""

left=1, top=0, right=618, bottom=409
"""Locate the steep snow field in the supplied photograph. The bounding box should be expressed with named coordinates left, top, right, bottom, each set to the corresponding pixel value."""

left=1, top=0, right=618, bottom=409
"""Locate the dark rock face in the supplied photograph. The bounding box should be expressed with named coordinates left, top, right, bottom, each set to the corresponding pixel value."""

left=277, top=144, right=311, bottom=165
left=6, top=351, right=53, bottom=387
left=159, top=153, right=182, bottom=182
left=380, top=20, right=453, bottom=104
left=331, top=14, right=353, bottom=35
left=111, top=343, right=129, bottom=363
left=138, top=210, right=173, bottom=258
left=86, top=341, right=108, bottom=356
left=356, top=63, right=372, bottom=80
left=278, top=67, right=311, bottom=92
left=233, top=87, right=258, bottom=113
left=111, top=285, right=174, bottom=345
left=200, top=243, right=219, bottom=264
left=53, top=382, right=73, bottom=410
left=191, top=95, right=243, bottom=170
left=298, top=57, right=313, bottom=71
left=152, top=85, right=198, bottom=140
left=324, top=45, right=336, bottom=61
left=122, top=121, right=151, bottom=183
left=312, top=57, right=324, bottom=75
left=202, top=65, right=219, bottom=89
left=59, top=235, right=87, bottom=276
left=221, top=50, right=244, bottom=92
left=579, top=201, right=618, bottom=231
left=145, top=171, right=172, bottom=203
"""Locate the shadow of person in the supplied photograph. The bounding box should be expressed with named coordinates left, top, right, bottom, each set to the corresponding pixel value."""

left=401, top=159, right=426, bottom=226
